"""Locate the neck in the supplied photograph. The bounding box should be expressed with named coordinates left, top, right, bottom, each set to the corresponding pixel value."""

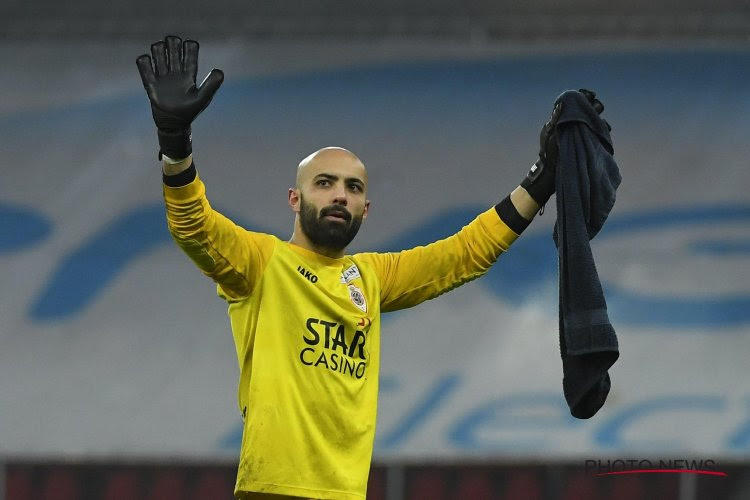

left=289, top=226, right=345, bottom=259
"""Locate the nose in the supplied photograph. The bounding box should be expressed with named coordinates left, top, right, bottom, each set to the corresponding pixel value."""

left=332, top=185, right=347, bottom=206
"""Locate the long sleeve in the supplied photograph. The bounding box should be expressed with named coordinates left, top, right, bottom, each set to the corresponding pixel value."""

left=163, top=173, right=275, bottom=300
left=358, top=207, right=520, bottom=312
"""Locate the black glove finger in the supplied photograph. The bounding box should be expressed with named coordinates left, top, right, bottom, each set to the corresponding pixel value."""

left=550, top=101, right=563, bottom=124
left=165, top=35, right=183, bottom=73
left=196, top=69, right=225, bottom=106
left=579, top=88, right=604, bottom=114
left=591, top=98, right=604, bottom=114
left=547, top=131, right=559, bottom=158
left=539, top=102, right=562, bottom=152
left=183, top=39, right=200, bottom=83
left=136, top=54, right=156, bottom=88
left=579, top=88, right=596, bottom=100
left=150, top=40, right=168, bottom=77
left=540, top=122, right=551, bottom=153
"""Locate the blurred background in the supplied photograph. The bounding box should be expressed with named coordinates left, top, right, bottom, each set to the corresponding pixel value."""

left=1, top=0, right=749, bottom=499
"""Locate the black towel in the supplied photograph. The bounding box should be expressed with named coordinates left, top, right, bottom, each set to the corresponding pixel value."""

left=552, top=90, right=622, bottom=419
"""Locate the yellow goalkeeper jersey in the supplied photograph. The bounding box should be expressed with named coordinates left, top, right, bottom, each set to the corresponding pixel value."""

left=163, top=173, right=519, bottom=499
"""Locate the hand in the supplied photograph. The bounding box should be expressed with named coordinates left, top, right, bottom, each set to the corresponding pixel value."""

left=521, top=88, right=606, bottom=207
left=136, top=35, right=224, bottom=159
left=521, top=100, right=562, bottom=207
left=578, top=89, right=603, bottom=113
left=579, top=88, right=611, bottom=131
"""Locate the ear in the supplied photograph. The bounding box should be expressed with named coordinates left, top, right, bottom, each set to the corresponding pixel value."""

left=288, top=187, right=301, bottom=213
left=362, top=199, right=371, bottom=220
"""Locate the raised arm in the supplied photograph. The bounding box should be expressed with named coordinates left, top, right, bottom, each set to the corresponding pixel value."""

left=161, top=172, right=273, bottom=300
left=364, top=90, right=606, bottom=312
left=137, top=36, right=272, bottom=299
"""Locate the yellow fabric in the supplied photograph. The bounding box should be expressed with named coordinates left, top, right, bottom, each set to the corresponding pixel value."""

left=163, top=174, right=519, bottom=499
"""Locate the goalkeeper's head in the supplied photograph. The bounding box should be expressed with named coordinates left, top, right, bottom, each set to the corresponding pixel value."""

left=289, top=147, right=370, bottom=256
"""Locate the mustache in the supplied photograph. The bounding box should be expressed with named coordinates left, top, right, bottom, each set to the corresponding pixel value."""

left=320, top=205, right=352, bottom=222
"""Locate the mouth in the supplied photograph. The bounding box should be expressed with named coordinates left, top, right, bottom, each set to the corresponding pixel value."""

left=321, top=209, right=351, bottom=223
left=323, top=214, right=348, bottom=223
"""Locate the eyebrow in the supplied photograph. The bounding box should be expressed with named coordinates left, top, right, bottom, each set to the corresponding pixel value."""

left=314, top=173, right=365, bottom=187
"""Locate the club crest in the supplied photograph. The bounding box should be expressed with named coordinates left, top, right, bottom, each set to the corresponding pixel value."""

left=348, top=284, right=367, bottom=312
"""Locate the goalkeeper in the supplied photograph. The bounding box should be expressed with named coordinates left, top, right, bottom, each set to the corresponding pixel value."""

left=137, top=36, right=605, bottom=500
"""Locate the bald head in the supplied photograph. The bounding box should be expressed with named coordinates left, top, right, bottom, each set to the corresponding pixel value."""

left=296, top=146, right=367, bottom=189
left=288, top=146, right=370, bottom=257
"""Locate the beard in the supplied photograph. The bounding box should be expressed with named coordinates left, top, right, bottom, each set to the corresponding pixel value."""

left=299, top=195, right=363, bottom=252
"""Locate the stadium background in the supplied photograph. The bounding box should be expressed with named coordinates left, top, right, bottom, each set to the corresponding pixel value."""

left=1, top=0, right=749, bottom=498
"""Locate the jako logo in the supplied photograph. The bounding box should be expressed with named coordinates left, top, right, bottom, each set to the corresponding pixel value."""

left=297, top=266, right=318, bottom=283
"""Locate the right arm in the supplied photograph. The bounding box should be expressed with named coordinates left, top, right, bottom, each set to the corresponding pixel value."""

left=162, top=159, right=273, bottom=299
left=138, top=36, right=271, bottom=299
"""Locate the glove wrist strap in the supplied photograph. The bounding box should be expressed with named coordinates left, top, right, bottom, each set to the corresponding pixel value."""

left=157, top=128, right=192, bottom=160
left=521, top=158, right=554, bottom=206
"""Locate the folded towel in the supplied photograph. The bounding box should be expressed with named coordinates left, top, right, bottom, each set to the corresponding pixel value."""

left=553, top=90, right=622, bottom=419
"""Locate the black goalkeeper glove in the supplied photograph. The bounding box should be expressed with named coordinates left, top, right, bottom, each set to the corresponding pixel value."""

left=521, top=88, right=606, bottom=207
left=136, top=35, right=224, bottom=160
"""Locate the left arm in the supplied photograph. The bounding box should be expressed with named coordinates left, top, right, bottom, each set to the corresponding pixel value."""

left=361, top=90, right=606, bottom=312
left=359, top=115, right=556, bottom=312
left=360, top=193, right=532, bottom=313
